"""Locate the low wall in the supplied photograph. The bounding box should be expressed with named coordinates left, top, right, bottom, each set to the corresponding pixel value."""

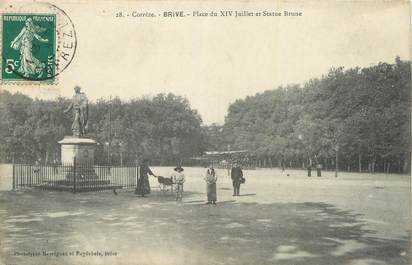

left=0, top=164, right=13, bottom=191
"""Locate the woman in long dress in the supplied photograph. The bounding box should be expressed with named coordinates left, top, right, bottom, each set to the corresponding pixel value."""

left=135, top=159, right=156, bottom=197
left=205, top=164, right=217, bottom=205
left=10, top=18, right=49, bottom=78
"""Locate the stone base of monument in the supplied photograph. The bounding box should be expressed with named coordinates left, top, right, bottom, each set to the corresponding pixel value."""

left=36, top=136, right=123, bottom=192
left=37, top=180, right=122, bottom=192
left=59, top=136, right=97, bottom=166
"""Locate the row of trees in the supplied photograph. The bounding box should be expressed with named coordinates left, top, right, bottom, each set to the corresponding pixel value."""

left=220, top=57, right=410, bottom=173
left=1, top=57, right=410, bottom=173
left=0, top=92, right=205, bottom=165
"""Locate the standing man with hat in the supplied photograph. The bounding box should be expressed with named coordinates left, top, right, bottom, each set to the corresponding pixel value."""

left=231, top=162, right=244, bottom=196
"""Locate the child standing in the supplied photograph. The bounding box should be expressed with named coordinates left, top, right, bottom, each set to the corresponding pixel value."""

left=172, top=166, right=185, bottom=202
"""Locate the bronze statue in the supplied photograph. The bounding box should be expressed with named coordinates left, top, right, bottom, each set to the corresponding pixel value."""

left=64, top=86, right=88, bottom=137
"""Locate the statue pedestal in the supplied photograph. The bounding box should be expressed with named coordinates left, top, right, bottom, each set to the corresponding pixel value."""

left=58, top=136, right=96, bottom=165
left=36, top=136, right=122, bottom=192
left=58, top=136, right=98, bottom=180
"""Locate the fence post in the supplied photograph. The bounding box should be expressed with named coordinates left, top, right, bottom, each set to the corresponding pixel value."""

left=136, top=162, right=139, bottom=188
left=28, top=164, right=31, bottom=187
left=73, top=157, right=76, bottom=193
left=12, top=163, right=16, bottom=190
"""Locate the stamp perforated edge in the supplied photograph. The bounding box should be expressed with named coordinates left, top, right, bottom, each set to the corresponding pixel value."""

left=0, top=12, right=57, bottom=85
left=0, top=2, right=77, bottom=86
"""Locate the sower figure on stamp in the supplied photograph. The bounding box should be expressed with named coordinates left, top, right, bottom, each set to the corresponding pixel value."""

left=231, top=161, right=243, bottom=196
left=10, top=18, right=49, bottom=78
left=64, top=86, right=88, bottom=137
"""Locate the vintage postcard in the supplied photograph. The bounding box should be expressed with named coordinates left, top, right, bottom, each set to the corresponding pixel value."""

left=0, top=0, right=410, bottom=265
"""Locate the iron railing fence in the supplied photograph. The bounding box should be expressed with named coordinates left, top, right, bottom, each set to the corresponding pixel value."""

left=12, top=160, right=139, bottom=193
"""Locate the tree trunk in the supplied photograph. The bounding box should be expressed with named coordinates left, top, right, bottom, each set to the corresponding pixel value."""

left=335, top=150, right=338, bottom=177
left=358, top=146, right=362, bottom=172
left=403, top=157, right=408, bottom=174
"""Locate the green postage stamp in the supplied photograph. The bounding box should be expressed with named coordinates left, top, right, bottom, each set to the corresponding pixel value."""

left=2, top=14, right=56, bottom=81
left=1, top=2, right=77, bottom=84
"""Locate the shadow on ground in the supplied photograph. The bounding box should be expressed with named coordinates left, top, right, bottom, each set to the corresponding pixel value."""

left=237, top=193, right=256, bottom=197
left=0, top=189, right=409, bottom=265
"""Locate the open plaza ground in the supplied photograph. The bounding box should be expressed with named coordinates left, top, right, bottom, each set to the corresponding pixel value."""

left=0, top=166, right=410, bottom=265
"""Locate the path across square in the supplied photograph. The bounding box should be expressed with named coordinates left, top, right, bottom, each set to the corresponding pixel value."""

left=0, top=167, right=410, bottom=265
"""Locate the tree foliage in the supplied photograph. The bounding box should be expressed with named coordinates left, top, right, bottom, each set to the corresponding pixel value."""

left=1, top=58, right=410, bottom=173
left=0, top=92, right=204, bottom=165
left=223, top=58, right=411, bottom=173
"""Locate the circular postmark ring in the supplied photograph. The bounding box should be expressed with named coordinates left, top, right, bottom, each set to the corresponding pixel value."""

left=1, top=2, right=77, bottom=82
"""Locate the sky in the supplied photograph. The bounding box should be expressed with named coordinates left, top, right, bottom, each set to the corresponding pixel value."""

left=1, top=0, right=410, bottom=125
